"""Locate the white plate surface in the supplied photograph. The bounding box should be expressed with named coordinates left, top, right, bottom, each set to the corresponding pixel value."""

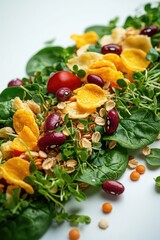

left=0, top=1, right=160, bottom=240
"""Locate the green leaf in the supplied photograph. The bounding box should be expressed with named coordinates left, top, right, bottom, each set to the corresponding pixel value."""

left=117, top=79, right=127, bottom=88
left=146, top=148, right=160, bottom=166
left=104, top=108, right=160, bottom=149
left=77, top=146, right=128, bottom=186
left=146, top=48, right=160, bottom=62
left=26, top=46, right=75, bottom=76
left=155, top=176, right=160, bottom=187
left=0, top=200, right=53, bottom=240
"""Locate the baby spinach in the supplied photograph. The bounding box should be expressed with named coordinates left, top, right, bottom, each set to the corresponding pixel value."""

left=146, top=148, right=160, bottom=166
left=104, top=108, right=160, bottom=149
left=0, top=200, right=53, bottom=240
left=77, top=146, right=128, bottom=187
left=26, top=46, right=75, bottom=76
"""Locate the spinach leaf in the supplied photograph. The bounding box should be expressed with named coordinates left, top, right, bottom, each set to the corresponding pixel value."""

left=26, top=46, right=75, bottom=76
left=77, top=146, right=128, bottom=187
left=146, top=148, right=160, bottom=167
left=104, top=108, right=160, bottom=149
left=0, top=200, right=53, bottom=240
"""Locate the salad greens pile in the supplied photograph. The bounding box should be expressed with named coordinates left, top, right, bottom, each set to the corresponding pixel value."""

left=0, top=2, right=160, bottom=240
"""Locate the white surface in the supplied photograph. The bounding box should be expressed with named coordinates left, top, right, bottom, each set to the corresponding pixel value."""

left=0, top=0, right=160, bottom=240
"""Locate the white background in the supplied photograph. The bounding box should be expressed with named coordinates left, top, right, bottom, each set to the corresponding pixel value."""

left=0, top=0, right=160, bottom=240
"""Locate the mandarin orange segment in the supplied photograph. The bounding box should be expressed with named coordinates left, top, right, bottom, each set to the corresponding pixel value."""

left=11, top=126, right=38, bottom=152
left=70, top=31, right=99, bottom=48
left=120, top=48, right=150, bottom=72
left=13, top=109, right=39, bottom=139
left=0, top=157, right=34, bottom=194
left=76, top=84, right=107, bottom=111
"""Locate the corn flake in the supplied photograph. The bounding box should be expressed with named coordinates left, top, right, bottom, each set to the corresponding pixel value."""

left=13, top=109, right=39, bottom=139
left=89, top=59, right=117, bottom=71
left=123, top=35, right=152, bottom=53
left=70, top=31, right=99, bottom=48
left=11, top=126, right=38, bottom=152
left=67, top=52, right=103, bottom=71
left=76, top=84, right=107, bottom=111
left=62, top=102, right=93, bottom=119
left=0, top=157, right=34, bottom=194
left=121, top=48, right=150, bottom=72
left=102, top=53, right=128, bottom=72
left=87, top=67, right=124, bottom=88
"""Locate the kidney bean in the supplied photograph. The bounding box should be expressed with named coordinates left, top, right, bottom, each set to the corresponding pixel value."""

left=38, top=132, right=66, bottom=150
left=102, top=180, right=125, bottom=195
left=140, top=25, right=158, bottom=37
left=101, top=44, right=122, bottom=55
left=44, top=113, right=61, bottom=131
left=105, top=109, right=119, bottom=135
left=56, top=87, right=72, bottom=101
left=87, top=74, right=104, bottom=88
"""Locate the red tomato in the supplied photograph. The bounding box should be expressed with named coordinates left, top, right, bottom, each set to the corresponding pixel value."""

left=12, top=149, right=24, bottom=157
left=47, top=71, right=81, bottom=94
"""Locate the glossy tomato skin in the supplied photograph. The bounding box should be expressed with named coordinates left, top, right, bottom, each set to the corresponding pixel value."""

left=47, top=71, right=81, bottom=94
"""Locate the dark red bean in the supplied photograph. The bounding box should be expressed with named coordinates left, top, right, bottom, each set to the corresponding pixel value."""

left=101, top=44, right=122, bottom=55
left=102, top=180, right=125, bottom=195
left=38, top=132, right=66, bottom=150
left=44, top=113, right=61, bottom=131
left=8, top=78, right=24, bottom=87
left=105, top=109, right=119, bottom=135
left=140, top=25, right=159, bottom=37
left=87, top=74, right=104, bottom=88
left=56, top=87, right=72, bottom=101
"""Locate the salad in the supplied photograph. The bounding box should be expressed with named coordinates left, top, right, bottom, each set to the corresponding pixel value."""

left=0, top=2, right=160, bottom=240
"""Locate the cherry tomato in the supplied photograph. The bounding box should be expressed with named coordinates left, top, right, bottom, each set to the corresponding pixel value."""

left=12, top=149, right=24, bottom=157
left=47, top=70, right=81, bottom=94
